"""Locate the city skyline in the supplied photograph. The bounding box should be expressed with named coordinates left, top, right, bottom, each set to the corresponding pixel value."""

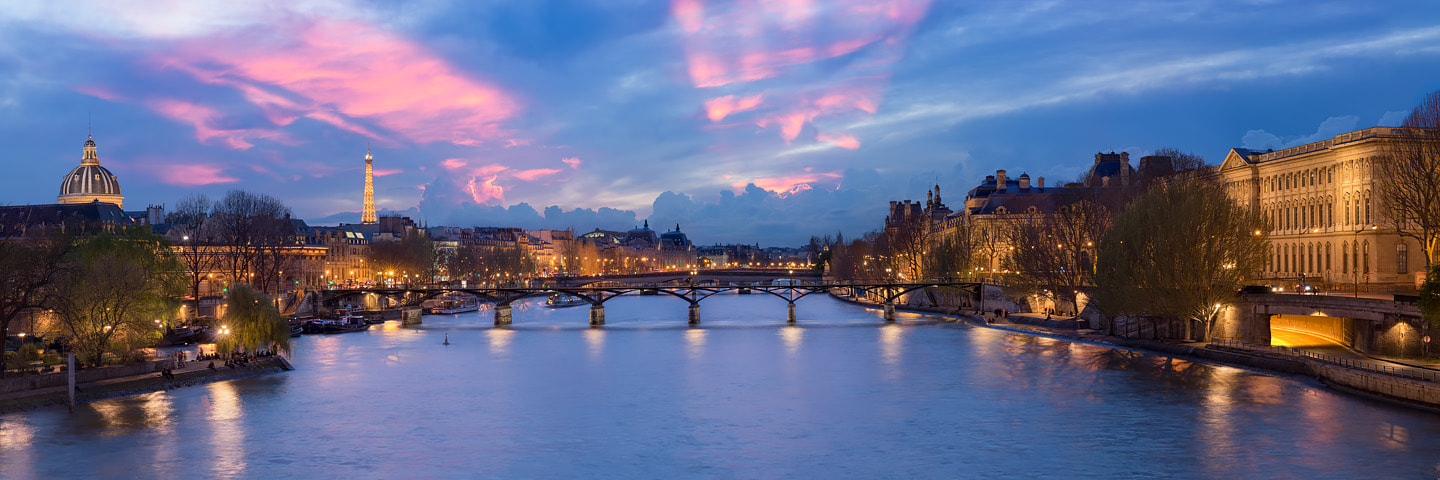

left=2, top=1, right=1440, bottom=245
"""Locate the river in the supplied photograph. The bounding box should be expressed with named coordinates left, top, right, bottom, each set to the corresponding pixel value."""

left=3, top=294, right=1440, bottom=479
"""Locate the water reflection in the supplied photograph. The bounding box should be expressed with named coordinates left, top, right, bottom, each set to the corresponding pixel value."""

left=0, top=416, right=36, bottom=479
left=207, top=381, right=247, bottom=478
left=878, top=323, right=904, bottom=366
left=778, top=326, right=804, bottom=357
left=487, top=328, right=515, bottom=355
left=584, top=328, right=605, bottom=359
left=685, top=328, right=707, bottom=359
left=86, top=391, right=176, bottom=436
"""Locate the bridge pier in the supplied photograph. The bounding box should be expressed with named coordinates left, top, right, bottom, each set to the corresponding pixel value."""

left=883, top=302, right=895, bottom=322
left=590, top=304, right=605, bottom=326
left=688, top=304, right=701, bottom=325
left=787, top=302, right=797, bottom=324
left=494, top=304, right=512, bottom=326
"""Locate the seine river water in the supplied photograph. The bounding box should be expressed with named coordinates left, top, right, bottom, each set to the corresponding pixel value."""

left=4, top=294, right=1440, bottom=478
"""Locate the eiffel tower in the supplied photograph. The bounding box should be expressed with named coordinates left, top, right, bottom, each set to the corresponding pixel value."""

left=361, top=147, right=377, bottom=224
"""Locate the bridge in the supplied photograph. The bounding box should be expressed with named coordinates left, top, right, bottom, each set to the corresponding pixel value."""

left=1220, top=293, right=1427, bottom=357
left=318, top=279, right=978, bottom=326
left=556, top=268, right=823, bottom=287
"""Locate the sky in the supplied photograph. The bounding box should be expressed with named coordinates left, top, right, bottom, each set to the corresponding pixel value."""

left=2, top=0, right=1439, bottom=247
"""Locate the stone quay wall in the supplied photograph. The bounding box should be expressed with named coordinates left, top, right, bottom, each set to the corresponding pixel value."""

left=0, top=359, right=177, bottom=394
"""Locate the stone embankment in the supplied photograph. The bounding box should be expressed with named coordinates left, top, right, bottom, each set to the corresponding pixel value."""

left=830, top=290, right=1440, bottom=411
left=0, top=356, right=292, bottom=413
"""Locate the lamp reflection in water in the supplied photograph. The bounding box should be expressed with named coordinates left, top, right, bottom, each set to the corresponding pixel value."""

left=0, top=416, right=38, bottom=478
left=685, top=328, right=708, bottom=360
left=879, top=323, right=906, bottom=376
left=584, top=328, right=606, bottom=359
left=779, top=326, right=804, bottom=357
left=206, top=381, right=247, bottom=477
left=487, top=328, right=515, bottom=355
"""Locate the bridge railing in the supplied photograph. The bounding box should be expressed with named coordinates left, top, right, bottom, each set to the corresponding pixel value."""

left=1209, top=338, right=1440, bottom=383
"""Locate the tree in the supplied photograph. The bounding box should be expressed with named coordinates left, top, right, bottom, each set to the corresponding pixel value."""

left=1006, top=199, right=1112, bottom=314
left=924, top=221, right=977, bottom=280
left=51, top=229, right=185, bottom=367
left=883, top=213, right=934, bottom=280
left=1375, top=90, right=1440, bottom=270
left=1094, top=180, right=1268, bottom=341
left=167, top=194, right=219, bottom=320
left=368, top=230, right=439, bottom=284
left=217, top=284, right=291, bottom=355
left=447, top=243, right=536, bottom=283
left=0, top=232, right=73, bottom=377
left=209, top=190, right=294, bottom=294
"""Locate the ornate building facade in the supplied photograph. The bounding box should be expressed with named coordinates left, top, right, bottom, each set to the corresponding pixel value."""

left=1218, top=126, right=1421, bottom=287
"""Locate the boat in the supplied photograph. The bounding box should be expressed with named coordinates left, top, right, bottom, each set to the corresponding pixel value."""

left=159, top=326, right=214, bottom=346
left=424, top=297, right=482, bottom=315
left=322, top=315, right=370, bottom=334
left=545, top=293, right=587, bottom=308
left=289, top=325, right=303, bottom=337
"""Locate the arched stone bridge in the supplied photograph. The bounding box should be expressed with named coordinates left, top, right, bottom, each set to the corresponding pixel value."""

left=1218, top=293, right=1426, bottom=357
left=318, top=280, right=978, bottom=326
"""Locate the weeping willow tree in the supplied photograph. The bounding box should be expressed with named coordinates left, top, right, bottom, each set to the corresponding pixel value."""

left=1094, top=180, right=1268, bottom=341
left=218, top=284, right=291, bottom=355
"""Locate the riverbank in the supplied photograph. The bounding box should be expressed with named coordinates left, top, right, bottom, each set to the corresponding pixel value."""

left=0, top=356, right=292, bottom=413
left=829, top=291, right=1440, bottom=412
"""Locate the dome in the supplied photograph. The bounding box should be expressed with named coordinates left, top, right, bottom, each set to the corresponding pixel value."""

left=57, top=136, right=124, bottom=208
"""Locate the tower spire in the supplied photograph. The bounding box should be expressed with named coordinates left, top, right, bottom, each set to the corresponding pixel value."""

left=361, top=147, right=377, bottom=224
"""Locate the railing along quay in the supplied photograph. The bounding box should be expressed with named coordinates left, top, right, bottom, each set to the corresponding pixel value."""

left=1209, top=338, right=1440, bottom=383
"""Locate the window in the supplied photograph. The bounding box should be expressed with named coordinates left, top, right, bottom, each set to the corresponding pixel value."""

left=1398, top=242, right=1409, bottom=275
left=1325, top=243, right=1332, bottom=272
left=1363, top=240, right=1370, bottom=274
left=1365, top=196, right=1371, bottom=224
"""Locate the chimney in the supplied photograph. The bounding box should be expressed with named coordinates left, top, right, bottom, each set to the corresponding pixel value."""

left=1038, top=177, right=1045, bottom=189
left=996, top=170, right=1007, bottom=190
left=1018, top=174, right=1031, bottom=190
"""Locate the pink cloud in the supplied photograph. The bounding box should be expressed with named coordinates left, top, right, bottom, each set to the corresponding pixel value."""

left=561, top=157, right=582, bottom=169
left=441, top=158, right=468, bottom=170
left=703, top=94, right=764, bottom=122
left=146, top=98, right=295, bottom=149
left=73, top=85, right=121, bottom=101
left=466, top=175, right=504, bottom=205
left=736, top=171, right=843, bottom=195
left=505, top=138, right=533, bottom=148
left=155, top=18, right=521, bottom=147
left=817, top=133, right=860, bottom=149
left=155, top=164, right=241, bottom=186
left=673, top=0, right=927, bottom=146
left=512, top=168, right=561, bottom=181
left=372, top=168, right=403, bottom=177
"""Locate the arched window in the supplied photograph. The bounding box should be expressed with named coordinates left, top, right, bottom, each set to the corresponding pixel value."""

left=1325, top=242, right=1332, bottom=273
left=1363, top=240, right=1371, bottom=274
left=1364, top=196, right=1371, bottom=224
left=1342, top=241, right=1349, bottom=274
left=1307, top=243, right=1315, bottom=274
left=1398, top=242, right=1409, bottom=275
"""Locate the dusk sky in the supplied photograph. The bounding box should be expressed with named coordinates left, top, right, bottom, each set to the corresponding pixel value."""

left=3, top=0, right=1439, bottom=246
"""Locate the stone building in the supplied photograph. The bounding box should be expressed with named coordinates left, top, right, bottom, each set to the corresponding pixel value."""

left=1218, top=126, right=1423, bottom=288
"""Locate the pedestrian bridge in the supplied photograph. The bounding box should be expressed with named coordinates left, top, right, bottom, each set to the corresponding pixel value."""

left=317, top=280, right=978, bottom=326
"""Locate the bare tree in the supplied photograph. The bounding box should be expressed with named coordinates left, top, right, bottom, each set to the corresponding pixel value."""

left=883, top=213, right=934, bottom=280
left=209, top=190, right=294, bottom=293
left=1094, top=179, right=1268, bottom=341
left=1376, top=90, right=1440, bottom=270
left=0, top=232, right=72, bottom=377
left=1006, top=199, right=1112, bottom=314
left=167, top=194, right=218, bottom=320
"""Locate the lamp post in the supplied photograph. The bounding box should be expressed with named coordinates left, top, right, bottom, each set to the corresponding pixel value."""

left=1354, top=225, right=1377, bottom=297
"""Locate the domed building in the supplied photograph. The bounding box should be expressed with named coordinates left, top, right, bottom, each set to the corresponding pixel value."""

left=57, top=135, right=124, bottom=208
